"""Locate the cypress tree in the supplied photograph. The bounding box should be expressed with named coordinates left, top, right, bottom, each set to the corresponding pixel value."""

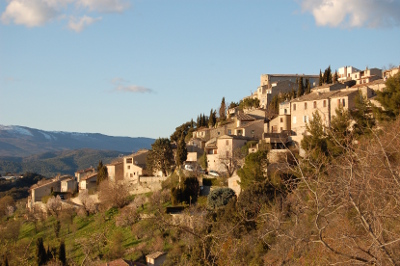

left=96, top=160, right=108, bottom=185
left=219, top=97, right=226, bottom=121
left=176, top=133, right=188, bottom=167
left=208, top=109, right=216, bottom=127
left=297, top=76, right=304, bottom=96
left=36, top=238, right=47, bottom=266
left=59, top=240, right=66, bottom=266
left=333, top=70, right=339, bottom=84
left=305, top=78, right=311, bottom=94
left=319, top=69, right=323, bottom=86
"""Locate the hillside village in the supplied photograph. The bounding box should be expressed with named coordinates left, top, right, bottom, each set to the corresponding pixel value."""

left=3, top=64, right=400, bottom=265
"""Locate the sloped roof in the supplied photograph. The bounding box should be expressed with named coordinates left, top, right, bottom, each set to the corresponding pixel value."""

left=291, top=89, right=356, bottom=102
left=236, top=113, right=255, bottom=121
left=80, top=173, right=97, bottom=181
left=146, top=251, right=166, bottom=260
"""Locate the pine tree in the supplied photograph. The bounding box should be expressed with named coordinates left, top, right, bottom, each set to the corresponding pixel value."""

left=219, top=97, right=226, bottom=121
left=59, top=240, right=67, bottom=266
left=297, top=76, right=304, bottom=96
left=175, top=133, right=187, bottom=168
left=319, top=69, right=323, bottom=86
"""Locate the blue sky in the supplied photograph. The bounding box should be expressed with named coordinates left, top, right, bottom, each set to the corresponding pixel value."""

left=1, top=0, right=400, bottom=139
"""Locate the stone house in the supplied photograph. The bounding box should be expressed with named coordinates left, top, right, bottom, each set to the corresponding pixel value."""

left=383, top=65, right=400, bottom=79
left=290, top=88, right=359, bottom=145
left=352, top=67, right=382, bottom=85
left=61, top=178, right=77, bottom=193
left=146, top=252, right=167, bottom=266
left=107, top=161, right=124, bottom=182
left=75, top=167, right=96, bottom=183
left=29, top=175, right=70, bottom=203
left=337, top=66, right=361, bottom=83
left=79, top=173, right=97, bottom=191
left=207, top=135, right=251, bottom=173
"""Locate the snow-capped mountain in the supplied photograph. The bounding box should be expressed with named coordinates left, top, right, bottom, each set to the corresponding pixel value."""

left=0, top=125, right=155, bottom=157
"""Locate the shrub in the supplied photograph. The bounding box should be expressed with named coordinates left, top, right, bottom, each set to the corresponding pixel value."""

left=207, top=187, right=236, bottom=210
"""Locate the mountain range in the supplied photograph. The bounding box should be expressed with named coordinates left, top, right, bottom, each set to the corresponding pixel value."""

left=0, top=125, right=155, bottom=177
left=0, top=125, right=155, bottom=157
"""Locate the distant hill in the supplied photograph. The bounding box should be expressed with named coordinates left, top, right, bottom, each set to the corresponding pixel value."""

left=0, top=149, right=129, bottom=177
left=0, top=125, right=155, bottom=157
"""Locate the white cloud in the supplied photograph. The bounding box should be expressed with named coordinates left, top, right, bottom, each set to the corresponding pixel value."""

left=115, top=85, right=154, bottom=93
left=77, top=0, right=130, bottom=13
left=1, top=0, right=131, bottom=30
left=112, top=78, right=154, bottom=94
left=68, top=15, right=102, bottom=32
left=299, top=0, right=400, bottom=28
left=1, top=0, right=58, bottom=27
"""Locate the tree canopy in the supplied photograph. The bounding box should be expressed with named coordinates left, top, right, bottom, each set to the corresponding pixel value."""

left=237, top=150, right=269, bottom=190
left=146, top=138, right=174, bottom=177
left=376, top=72, right=400, bottom=118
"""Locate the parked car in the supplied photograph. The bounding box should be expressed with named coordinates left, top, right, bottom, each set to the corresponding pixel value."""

left=184, top=164, right=194, bottom=171
left=208, top=170, right=219, bottom=177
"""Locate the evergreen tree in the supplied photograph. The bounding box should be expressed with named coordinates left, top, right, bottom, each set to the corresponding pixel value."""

left=175, top=133, right=187, bottom=168
left=301, top=111, right=328, bottom=159
left=36, top=237, right=47, bottom=266
left=200, top=151, right=208, bottom=169
left=96, top=160, right=108, bottom=185
left=352, top=93, right=376, bottom=135
left=323, top=66, right=332, bottom=84
left=146, top=138, right=174, bottom=177
left=319, top=69, right=323, bottom=86
left=305, top=78, right=311, bottom=94
left=333, top=70, right=338, bottom=84
left=376, top=72, right=400, bottom=118
left=201, top=113, right=206, bottom=127
left=219, top=97, right=227, bottom=121
left=237, top=150, right=269, bottom=190
left=196, top=115, right=201, bottom=128
left=327, top=107, right=352, bottom=156
left=59, top=240, right=67, bottom=266
left=208, top=109, right=216, bottom=127
left=297, top=76, right=304, bottom=96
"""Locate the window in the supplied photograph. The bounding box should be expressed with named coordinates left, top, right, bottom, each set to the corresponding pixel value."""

left=323, top=100, right=326, bottom=107
left=130, top=173, right=133, bottom=177
left=304, top=103, right=307, bottom=109
left=226, top=151, right=229, bottom=157
left=127, top=166, right=130, bottom=169
left=303, top=115, right=309, bottom=123
left=237, top=130, right=243, bottom=136
left=280, top=118, right=283, bottom=123
left=293, top=104, right=296, bottom=111
left=280, top=127, right=283, bottom=131
left=313, top=101, right=317, bottom=108
left=342, top=99, right=346, bottom=107
left=293, top=116, right=297, bottom=124
left=126, top=158, right=133, bottom=164
left=218, top=132, right=220, bottom=136
left=228, top=129, right=231, bottom=135
left=284, top=109, right=287, bottom=114
left=338, top=99, right=341, bottom=106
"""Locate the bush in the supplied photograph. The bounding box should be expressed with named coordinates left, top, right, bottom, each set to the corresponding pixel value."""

left=207, top=187, right=236, bottom=210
